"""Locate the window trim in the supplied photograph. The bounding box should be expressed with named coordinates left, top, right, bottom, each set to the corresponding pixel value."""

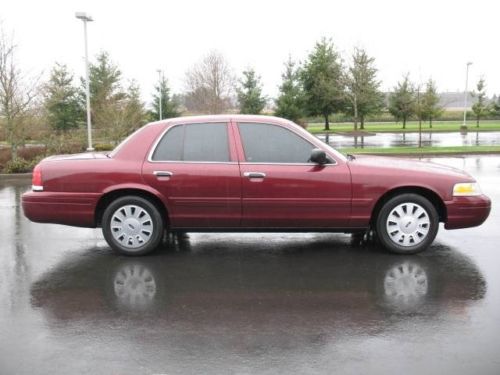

left=148, top=122, right=235, bottom=164
left=236, top=122, right=337, bottom=166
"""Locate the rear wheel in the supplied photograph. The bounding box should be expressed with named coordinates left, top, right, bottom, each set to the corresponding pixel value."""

left=376, top=193, right=439, bottom=254
left=102, top=196, right=164, bottom=256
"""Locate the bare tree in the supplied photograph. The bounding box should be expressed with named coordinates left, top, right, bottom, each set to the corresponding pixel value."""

left=185, top=50, right=234, bottom=114
left=0, top=26, right=38, bottom=160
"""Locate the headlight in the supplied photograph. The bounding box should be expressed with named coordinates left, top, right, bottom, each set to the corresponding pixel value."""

left=453, top=182, right=482, bottom=196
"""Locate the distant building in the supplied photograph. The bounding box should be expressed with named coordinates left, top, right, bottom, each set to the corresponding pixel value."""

left=382, top=91, right=481, bottom=112
left=439, top=92, right=477, bottom=111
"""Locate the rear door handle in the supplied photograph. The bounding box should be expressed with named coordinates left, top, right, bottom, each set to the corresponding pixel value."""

left=244, top=172, right=266, bottom=179
left=154, top=171, right=173, bottom=178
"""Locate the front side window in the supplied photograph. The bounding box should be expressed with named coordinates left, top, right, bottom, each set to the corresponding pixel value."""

left=152, top=123, right=230, bottom=162
left=238, top=123, right=315, bottom=163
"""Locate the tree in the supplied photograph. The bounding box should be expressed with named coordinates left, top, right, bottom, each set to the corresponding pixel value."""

left=185, top=50, right=234, bottom=114
left=491, top=95, right=500, bottom=117
left=388, top=74, right=416, bottom=129
left=420, top=79, right=442, bottom=128
left=82, top=51, right=124, bottom=130
left=43, top=63, right=83, bottom=132
left=344, top=48, right=384, bottom=131
left=274, top=57, right=305, bottom=123
left=98, top=80, right=146, bottom=143
left=301, top=38, right=344, bottom=130
left=0, top=26, right=38, bottom=161
left=237, top=68, right=266, bottom=114
left=150, top=74, right=180, bottom=121
left=472, top=78, right=488, bottom=127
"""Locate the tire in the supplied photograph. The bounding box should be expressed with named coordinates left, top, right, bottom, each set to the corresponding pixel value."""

left=375, top=193, right=439, bottom=254
left=102, top=196, right=164, bottom=256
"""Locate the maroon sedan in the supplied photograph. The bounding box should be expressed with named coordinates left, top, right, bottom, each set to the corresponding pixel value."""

left=22, top=115, right=491, bottom=256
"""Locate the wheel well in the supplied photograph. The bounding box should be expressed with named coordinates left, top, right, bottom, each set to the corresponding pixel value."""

left=370, top=186, right=447, bottom=226
left=95, top=189, right=169, bottom=227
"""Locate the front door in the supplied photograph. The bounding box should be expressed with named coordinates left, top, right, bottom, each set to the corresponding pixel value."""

left=142, top=122, right=241, bottom=228
left=235, top=122, right=352, bottom=228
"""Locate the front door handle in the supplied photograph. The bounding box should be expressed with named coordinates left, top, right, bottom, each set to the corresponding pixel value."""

left=154, top=171, right=173, bottom=178
left=244, top=172, right=266, bottom=179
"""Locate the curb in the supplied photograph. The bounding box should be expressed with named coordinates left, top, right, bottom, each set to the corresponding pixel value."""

left=0, top=173, right=32, bottom=181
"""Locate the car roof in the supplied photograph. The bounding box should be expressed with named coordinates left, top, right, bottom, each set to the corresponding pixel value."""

left=147, top=114, right=293, bottom=127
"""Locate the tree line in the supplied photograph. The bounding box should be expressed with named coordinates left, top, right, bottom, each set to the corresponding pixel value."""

left=2, top=28, right=500, bottom=165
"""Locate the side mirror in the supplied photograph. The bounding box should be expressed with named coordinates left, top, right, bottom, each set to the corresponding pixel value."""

left=310, top=148, right=328, bottom=165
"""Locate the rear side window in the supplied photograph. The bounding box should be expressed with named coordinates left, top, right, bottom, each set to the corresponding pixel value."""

left=238, top=123, right=315, bottom=163
left=152, top=125, right=183, bottom=161
left=152, top=123, right=230, bottom=162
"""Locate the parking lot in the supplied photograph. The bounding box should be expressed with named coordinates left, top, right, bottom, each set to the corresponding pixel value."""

left=1, top=156, right=499, bottom=375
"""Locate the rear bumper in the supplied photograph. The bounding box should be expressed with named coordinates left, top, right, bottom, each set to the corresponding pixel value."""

left=445, top=194, right=491, bottom=230
left=22, top=191, right=100, bottom=228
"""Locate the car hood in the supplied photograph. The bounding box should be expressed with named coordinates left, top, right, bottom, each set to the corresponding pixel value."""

left=348, top=155, right=473, bottom=180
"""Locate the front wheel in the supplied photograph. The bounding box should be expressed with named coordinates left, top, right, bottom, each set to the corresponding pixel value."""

left=376, top=194, right=439, bottom=254
left=102, top=196, right=164, bottom=256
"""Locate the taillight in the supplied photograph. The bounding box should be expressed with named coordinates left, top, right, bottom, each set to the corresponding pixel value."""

left=32, top=164, right=43, bottom=191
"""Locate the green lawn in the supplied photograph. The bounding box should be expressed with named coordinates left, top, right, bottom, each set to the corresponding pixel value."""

left=307, top=120, right=500, bottom=134
left=338, top=145, right=500, bottom=156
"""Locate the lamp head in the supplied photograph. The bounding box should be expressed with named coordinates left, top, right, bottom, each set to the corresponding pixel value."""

left=75, top=12, right=93, bottom=22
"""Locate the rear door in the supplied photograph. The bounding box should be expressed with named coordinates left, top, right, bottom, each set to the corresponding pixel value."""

left=234, top=121, right=352, bottom=228
left=142, top=122, right=241, bottom=228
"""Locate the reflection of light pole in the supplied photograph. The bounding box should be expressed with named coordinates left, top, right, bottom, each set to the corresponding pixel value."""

left=462, top=62, right=473, bottom=129
left=75, top=12, right=94, bottom=151
left=157, top=69, right=163, bottom=120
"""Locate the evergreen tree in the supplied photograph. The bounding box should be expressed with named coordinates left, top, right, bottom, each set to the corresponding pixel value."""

left=44, top=63, right=83, bottom=132
left=421, top=79, right=442, bottom=128
left=491, top=95, right=500, bottom=117
left=345, top=48, right=384, bottom=130
left=81, top=51, right=124, bottom=130
left=301, top=38, right=344, bottom=130
left=99, top=80, right=146, bottom=143
left=151, top=74, right=180, bottom=121
left=274, top=57, right=305, bottom=123
left=237, top=68, right=266, bottom=114
left=472, top=78, right=488, bottom=127
left=388, top=74, right=416, bottom=129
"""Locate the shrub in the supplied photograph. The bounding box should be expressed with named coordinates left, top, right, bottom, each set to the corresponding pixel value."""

left=2, top=157, right=41, bottom=173
left=93, top=143, right=115, bottom=152
left=44, top=133, right=86, bottom=155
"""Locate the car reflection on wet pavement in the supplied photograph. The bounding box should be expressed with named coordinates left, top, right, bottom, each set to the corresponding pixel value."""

left=1, top=156, right=500, bottom=374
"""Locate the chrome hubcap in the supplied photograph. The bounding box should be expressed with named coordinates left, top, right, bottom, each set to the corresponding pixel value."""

left=110, top=205, right=154, bottom=249
left=386, top=202, right=430, bottom=247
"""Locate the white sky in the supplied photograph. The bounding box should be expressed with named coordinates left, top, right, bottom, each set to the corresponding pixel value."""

left=2, top=0, right=499, bottom=106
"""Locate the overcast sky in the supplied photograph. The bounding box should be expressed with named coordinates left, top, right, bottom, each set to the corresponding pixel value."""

left=2, top=0, right=498, bottom=106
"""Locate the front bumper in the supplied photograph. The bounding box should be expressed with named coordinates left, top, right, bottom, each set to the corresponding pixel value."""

left=444, top=194, right=491, bottom=230
left=22, top=191, right=100, bottom=228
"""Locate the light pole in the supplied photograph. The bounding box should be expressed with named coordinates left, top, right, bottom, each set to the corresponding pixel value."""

left=462, top=62, right=473, bottom=130
left=75, top=12, right=94, bottom=151
left=157, top=69, right=163, bottom=121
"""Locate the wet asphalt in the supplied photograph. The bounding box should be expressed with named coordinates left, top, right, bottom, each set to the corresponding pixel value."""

left=0, top=156, right=499, bottom=375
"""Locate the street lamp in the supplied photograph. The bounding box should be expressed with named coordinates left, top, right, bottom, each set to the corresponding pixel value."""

left=462, top=62, right=473, bottom=130
left=157, top=69, right=163, bottom=121
left=75, top=12, right=94, bottom=151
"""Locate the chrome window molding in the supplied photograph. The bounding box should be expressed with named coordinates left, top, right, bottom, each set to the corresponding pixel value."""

left=148, top=160, right=238, bottom=165
left=239, top=161, right=337, bottom=166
